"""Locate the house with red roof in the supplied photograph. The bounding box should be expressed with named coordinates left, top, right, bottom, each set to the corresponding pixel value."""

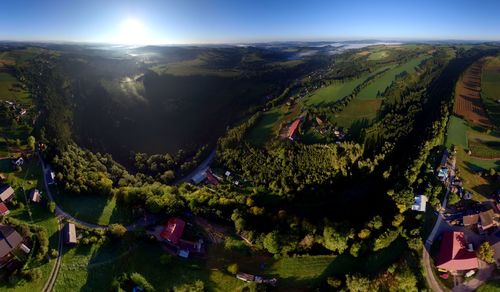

left=205, top=171, right=220, bottom=186
left=0, top=203, right=9, bottom=216
left=436, top=231, right=478, bottom=271
left=160, top=218, right=186, bottom=245
left=287, top=119, right=301, bottom=140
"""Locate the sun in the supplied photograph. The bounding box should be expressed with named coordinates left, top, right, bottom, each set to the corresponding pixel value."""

left=115, top=18, right=148, bottom=45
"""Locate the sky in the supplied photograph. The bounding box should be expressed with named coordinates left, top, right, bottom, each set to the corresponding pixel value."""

left=0, top=0, right=500, bottom=45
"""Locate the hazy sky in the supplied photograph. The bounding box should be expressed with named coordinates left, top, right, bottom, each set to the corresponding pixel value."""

left=1, top=0, right=499, bottom=44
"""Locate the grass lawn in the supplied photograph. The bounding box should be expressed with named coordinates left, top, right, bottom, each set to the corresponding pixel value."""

left=55, top=240, right=247, bottom=291
left=455, top=147, right=500, bottom=201
left=333, top=99, right=383, bottom=128
left=0, top=158, right=59, bottom=291
left=481, top=56, right=500, bottom=126
left=368, top=50, right=389, bottom=61
left=357, top=56, right=426, bottom=100
left=445, top=115, right=468, bottom=148
left=50, top=187, right=135, bottom=226
left=0, top=72, right=31, bottom=106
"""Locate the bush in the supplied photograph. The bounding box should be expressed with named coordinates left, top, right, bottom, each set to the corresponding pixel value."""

left=477, top=242, right=495, bottom=264
left=22, top=268, right=42, bottom=282
left=109, top=224, right=127, bottom=238
left=48, top=201, right=56, bottom=213
left=227, top=263, right=239, bottom=275
left=130, top=272, right=155, bottom=292
left=50, top=248, right=59, bottom=258
left=173, top=280, right=205, bottom=292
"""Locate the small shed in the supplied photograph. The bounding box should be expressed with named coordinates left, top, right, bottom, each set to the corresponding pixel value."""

left=463, top=214, right=479, bottom=227
left=64, top=223, right=77, bottom=245
left=29, top=189, right=41, bottom=203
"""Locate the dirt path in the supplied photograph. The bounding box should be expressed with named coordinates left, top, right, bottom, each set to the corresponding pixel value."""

left=42, top=218, right=62, bottom=292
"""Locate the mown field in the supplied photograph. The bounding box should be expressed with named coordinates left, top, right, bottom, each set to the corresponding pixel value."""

left=50, top=187, right=134, bottom=226
left=445, top=115, right=468, bottom=148
left=481, top=55, right=500, bottom=126
left=333, top=99, right=383, bottom=128
left=305, top=77, right=365, bottom=106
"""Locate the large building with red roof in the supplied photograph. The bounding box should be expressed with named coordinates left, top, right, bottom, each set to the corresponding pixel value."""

left=436, top=231, right=478, bottom=271
left=160, top=218, right=186, bottom=245
left=287, top=119, right=301, bottom=140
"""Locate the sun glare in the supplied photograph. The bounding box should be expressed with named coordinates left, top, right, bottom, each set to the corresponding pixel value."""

left=115, top=18, right=148, bottom=45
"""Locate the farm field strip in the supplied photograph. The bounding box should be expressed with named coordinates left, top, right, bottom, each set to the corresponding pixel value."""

left=357, top=55, right=427, bottom=100
left=481, top=55, right=500, bottom=126
left=454, top=60, right=492, bottom=127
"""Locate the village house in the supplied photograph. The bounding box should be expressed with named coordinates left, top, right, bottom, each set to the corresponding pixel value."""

left=205, top=170, right=219, bottom=186
left=0, top=186, right=15, bottom=203
left=478, top=209, right=496, bottom=233
left=411, top=195, right=428, bottom=212
left=463, top=214, right=479, bottom=227
left=160, top=217, right=185, bottom=245
left=435, top=231, right=478, bottom=272
left=0, top=225, right=23, bottom=268
left=287, top=119, right=301, bottom=141
left=64, top=223, right=77, bottom=245
left=0, top=202, right=10, bottom=216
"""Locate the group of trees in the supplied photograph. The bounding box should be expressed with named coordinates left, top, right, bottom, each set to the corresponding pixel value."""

left=132, top=144, right=210, bottom=184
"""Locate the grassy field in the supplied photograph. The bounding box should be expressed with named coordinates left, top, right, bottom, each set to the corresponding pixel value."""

left=333, top=99, right=383, bottom=128
left=0, top=158, right=59, bottom=291
left=445, top=115, right=500, bottom=201
left=357, top=56, right=426, bottom=100
left=481, top=56, right=500, bottom=126
left=246, top=107, right=286, bottom=145
left=50, top=187, right=135, bottom=226
left=305, top=76, right=367, bottom=106
left=0, top=72, right=31, bottom=105
left=445, top=115, right=468, bottom=148
left=468, top=130, right=500, bottom=159
left=367, top=50, right=389, bottom=61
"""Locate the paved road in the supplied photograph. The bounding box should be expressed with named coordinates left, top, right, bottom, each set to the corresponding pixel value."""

left=423, top=189, right=449, bottom=292
left=175, top=149, right=216, bottom=184
left=39, top=156, right=159, bottom=231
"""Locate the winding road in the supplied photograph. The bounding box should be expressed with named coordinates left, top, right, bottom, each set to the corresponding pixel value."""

left=38, top=149, right=217, bottom=291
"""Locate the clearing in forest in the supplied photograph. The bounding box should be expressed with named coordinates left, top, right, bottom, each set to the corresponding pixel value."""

left=454, top=60, right=492, bottom=127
